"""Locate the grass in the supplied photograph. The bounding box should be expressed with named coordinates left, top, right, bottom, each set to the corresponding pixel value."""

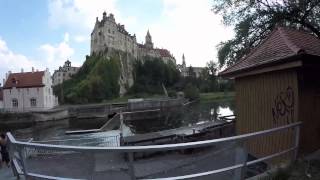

left=200, top=91, right=235, bottom=102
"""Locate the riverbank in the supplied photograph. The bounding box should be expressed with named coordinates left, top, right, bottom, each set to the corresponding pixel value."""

left=200, top=92, right=235, bottom=102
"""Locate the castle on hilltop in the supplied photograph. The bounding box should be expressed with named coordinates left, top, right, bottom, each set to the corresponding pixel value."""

left=91, top=12, right=176, bottom=64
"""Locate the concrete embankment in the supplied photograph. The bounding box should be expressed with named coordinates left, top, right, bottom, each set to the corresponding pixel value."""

left=0, top=109, right=69, bottom=131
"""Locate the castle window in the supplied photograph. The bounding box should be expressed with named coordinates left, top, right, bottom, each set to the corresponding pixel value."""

left=30, top=98, right=37, bottom=107
left=108, top=29, right=111, bottom=33
left=12, top=99, right=18, bottom=108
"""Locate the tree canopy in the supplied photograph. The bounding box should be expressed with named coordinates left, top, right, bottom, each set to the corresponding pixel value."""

left=212, top=0, right=320, bottom=67
left=53, top=54, right=121, bottom=104
left=129, top=56, right=180, bottom=95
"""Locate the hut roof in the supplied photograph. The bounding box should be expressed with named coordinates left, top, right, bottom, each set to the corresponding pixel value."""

left=220, top=27, right=320, bottom=77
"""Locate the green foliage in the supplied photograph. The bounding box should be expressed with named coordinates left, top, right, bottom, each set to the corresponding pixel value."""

left=129, top=56, right=180, bottom=95
left=53, top=55, right=120, bottom=104
left=177, top=61, right=234, bottom=93
left=184, top=83, right=200, bottom=100
left=212, top=0, right=320, bottom=67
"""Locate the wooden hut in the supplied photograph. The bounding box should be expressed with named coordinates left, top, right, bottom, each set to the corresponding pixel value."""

left=220, top=27, right=320, bottom=159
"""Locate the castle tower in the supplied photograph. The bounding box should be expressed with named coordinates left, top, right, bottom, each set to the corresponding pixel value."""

left=145, top=30, right=154, bottom=49
left=182, top=53, right=186, bottom=67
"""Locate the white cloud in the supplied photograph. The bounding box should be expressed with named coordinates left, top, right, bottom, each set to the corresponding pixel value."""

left=0, top=37, right=38, bottom=81
left=74, top=35, right=89, bottom=43
left=39, top=33, right=74, bottom=68
left=47, top=0, right=234, bottom=67
left=48, top=0, right=136, bottom=31
left=148, top=0, right=234, bottom=67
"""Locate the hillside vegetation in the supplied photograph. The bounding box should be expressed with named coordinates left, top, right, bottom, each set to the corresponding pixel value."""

left=54, top=55, right=234, bottom=104
left=53, top=55, right=120, bottom=104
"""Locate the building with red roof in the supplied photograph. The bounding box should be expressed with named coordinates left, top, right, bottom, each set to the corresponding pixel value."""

left=2, top=68, right=58, bottom=112
left=220, top=26, right=320, bottom=159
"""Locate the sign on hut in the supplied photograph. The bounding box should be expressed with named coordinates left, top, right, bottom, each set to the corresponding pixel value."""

left=220, top=27, right=320, bottom=160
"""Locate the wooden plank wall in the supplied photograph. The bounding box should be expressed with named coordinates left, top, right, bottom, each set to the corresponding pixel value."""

left=298, top=67, right=320, bottom=154
left=235, top=69, right=299, bottom=163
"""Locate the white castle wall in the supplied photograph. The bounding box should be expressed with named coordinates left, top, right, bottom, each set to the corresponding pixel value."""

left=90, top=12, right=175, bottom=64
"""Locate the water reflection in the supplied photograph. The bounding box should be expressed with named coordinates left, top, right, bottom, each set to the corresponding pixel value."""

left=9, top=99, right=234, bottom=141
left=127, top=100, right=235, bottom=134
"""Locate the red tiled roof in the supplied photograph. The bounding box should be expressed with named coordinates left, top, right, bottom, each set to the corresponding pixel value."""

left=220, top=27, right=320, bottom=76
left=155, top=48, right=173, bottom=58
left=3, top=71, right=45, bottom=89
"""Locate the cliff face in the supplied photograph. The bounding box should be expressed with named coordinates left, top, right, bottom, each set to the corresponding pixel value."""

left=118, top=51, right=135, bottom=96
left=96, top=48, right=135, bottom=96
left=90, top=12, right=176, bottom=96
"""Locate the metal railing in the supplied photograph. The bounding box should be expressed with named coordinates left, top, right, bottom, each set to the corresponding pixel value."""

left=7, top=122, right=301, bottom=180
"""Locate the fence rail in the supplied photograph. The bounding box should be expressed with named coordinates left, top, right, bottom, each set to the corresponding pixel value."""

left=7, top=122, right=301, bottom=180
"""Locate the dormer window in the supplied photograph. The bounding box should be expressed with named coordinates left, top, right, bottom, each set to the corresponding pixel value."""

left=12, top=78, right=17, bottom=84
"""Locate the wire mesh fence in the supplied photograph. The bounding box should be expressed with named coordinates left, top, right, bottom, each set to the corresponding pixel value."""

left=7, top=122, right=301, bottom=180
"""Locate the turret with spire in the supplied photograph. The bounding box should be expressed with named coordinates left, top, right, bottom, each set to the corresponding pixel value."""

left=182, top=53, right=186, bottom=68
left=145, top=30, right=154, bottom=49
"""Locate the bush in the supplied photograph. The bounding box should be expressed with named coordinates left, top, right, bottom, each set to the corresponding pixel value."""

left=183, top=83, right=200, bottom=100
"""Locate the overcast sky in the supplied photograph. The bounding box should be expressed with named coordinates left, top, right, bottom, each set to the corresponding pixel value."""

left=0, top=0, right=234, bottom=82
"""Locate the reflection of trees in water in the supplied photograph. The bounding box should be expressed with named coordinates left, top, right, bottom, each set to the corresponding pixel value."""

left=126, top=108, right=184, bottom=134
left=127, top=99, right=235, bottom=134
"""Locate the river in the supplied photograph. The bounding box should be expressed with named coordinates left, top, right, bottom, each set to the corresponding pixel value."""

left=8, top=99, right=235, bottom=142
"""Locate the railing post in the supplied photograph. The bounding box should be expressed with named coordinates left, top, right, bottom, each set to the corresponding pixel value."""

left=240, top=153, right=248, bottom=180
left=18, top=146, right=28, bottom=179
left=127, top=152, right=136, bottom=180
left=234, top=141, right=247, bottom=180
left=7, top=138, right=18, bottom=178
left=294, top=125, right=300, bottom=160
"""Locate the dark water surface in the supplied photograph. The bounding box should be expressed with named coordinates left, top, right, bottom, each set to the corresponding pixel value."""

left=7, top=99, right=234, bottom=141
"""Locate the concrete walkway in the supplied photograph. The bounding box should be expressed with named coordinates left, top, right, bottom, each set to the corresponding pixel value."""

left=7, top=143, right=241, bottom=180
left=0, top=166, right=22, bottom=180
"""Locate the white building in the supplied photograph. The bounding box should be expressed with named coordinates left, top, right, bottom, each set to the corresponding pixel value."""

left=52, top=60, right=80, bottom=86
left=0, top=87, right=3, bottom=110
left=2, top=68, right=58, bottom=112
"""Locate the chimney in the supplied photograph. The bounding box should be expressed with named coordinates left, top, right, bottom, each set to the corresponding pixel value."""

left=2, top=79, right=5, bottom=86
left=32, top=67, right=34, bottom=73
left=21, top=68, right=24, bottom=73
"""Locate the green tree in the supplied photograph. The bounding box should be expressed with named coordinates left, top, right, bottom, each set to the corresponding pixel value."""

left=184, top=83, right=200, bottom=100
left=53, top=54, right=121, bottom=104
left=129, top=56, right=180, bottom=95
left=212, top=0, right=320, bottom=67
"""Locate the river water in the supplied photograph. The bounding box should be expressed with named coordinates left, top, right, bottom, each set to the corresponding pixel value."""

left=9, top=99, right=235, bottom=142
